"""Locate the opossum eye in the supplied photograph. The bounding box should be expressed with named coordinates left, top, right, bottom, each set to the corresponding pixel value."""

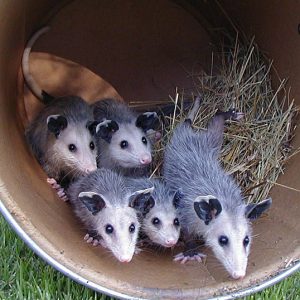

left=152, top=217, right=160, bottom=225
left=89, top=141, right=95, bottom=150
left=218, top=235, right=228, bottom=247
left=243, top=236, right=250, bottom=247
left=142, top=137, right=147, bottom=145
left=129, top=223, right=135, bottom=233
left=120, top=140, right=128, bottom=149
left=68, top=144, right=77, bottom=152
left=173, top=218, right=180, bottom=226
left=105, top=224, right=114, bottom=234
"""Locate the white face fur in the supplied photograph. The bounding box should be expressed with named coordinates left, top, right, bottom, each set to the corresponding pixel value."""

left=204, top=210, right=252, bottom=279
left=143, top=207, right=180, bottom=247
left=108, top=123, right=152, bottom=168
left=94, top=205, right=140, bottom=262
left=52, top=124, right=97, bottom=175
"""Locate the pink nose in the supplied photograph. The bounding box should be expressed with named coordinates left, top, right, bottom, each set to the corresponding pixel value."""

left=232, top=271, right=245, bottom=280
left=165, top=239, right=177, bottom=247
left=84, top=165, right=97, bottom=173
left=119, top=256, right=132, bottom=263
left=140, top=155, right=151, bottom=165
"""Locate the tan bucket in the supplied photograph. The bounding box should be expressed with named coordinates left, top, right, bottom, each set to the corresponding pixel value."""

left=0, top=1, right=299, bottom=299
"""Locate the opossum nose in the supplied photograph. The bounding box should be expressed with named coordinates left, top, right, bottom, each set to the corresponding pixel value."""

left=165, top=239, right=177, bottom=247
left=140, top=155, right=151, bottom=165
left=85, top=165, right=97, bottom=173
left=232, top=271, right=246, bottom=280
left=119, top=256, right=132, bottom=263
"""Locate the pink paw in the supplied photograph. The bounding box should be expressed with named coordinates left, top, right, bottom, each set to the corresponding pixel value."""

left=47, top=178, right=68, bottom=201
left=173, top=252, right=206, bottom=264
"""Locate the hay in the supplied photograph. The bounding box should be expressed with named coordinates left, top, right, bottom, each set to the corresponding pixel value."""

left=131, top=36, right=299, bottom=204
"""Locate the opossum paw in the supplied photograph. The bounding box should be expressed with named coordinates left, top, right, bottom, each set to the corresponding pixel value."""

left=47, top=178, right=69, bottom=201
left=174, top=252, right=206, bottom=264
left=227, top=109, right=244, bottom=121
left=154, top=131, right=162, bottom=142
left=146, top=129, right=161, bottom=143
left=84, top=232, right=101, bottom=247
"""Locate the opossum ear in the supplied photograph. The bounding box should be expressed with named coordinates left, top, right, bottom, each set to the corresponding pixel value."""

left=47, top=115, right=68, bottom=138
left=194, top=196, right=222, bottom=225
left=95, top=120, right=119, bottom=143
left=245, top=198, right=272, bottom=220
left=129, top=186, right=155, bottom=214
left=86, top=121, right=99, bottom=136
left=136, top=112, right=159, bottom=132
left=79, top=192, right=106, bottom=215
left=173, top=189, right=184, bottom=209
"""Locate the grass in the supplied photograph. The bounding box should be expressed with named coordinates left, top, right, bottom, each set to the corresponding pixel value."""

left=0, top=215, right=299, bottom=300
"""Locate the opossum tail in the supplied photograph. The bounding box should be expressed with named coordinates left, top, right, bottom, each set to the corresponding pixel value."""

left=185, top=96, right=201, bottom=123
left=22, top=26, right=55, bottom=104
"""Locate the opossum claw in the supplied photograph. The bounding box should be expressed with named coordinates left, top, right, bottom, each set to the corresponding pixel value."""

left=84, top=231, right=101, bottom=247
left=174, top=251, right=206, bottom=264
left=47, top=177, right=69, bottom=201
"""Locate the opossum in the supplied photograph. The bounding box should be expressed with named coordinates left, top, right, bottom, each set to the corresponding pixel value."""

left=67, top=168, right=154, bottom=262
left=126, top=177, right=183, bottom=248
left=163, top=98, right=272, bottom=279
left=93, top=99, right=159, bottom=176
left=23, top=27, right=98, bottom=194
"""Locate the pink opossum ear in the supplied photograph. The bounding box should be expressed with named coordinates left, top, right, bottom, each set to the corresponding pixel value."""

left=193, top=195, right=222, bottom=225
left=79, top=191, right=106, bottom=215
left=245, top=198, right=272, bottom=220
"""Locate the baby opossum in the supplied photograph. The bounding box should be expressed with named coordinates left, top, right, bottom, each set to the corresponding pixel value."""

left=67, top=168, right=154, bottom=262
left=126, top=177, right=183, bottom=248
left=163, top=98, right=272, bottom=279
left=93, top=98, right=159, bottom=176
left=23, top=27, right=98, bottom=192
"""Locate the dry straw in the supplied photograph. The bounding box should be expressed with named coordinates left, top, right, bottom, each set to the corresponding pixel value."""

left=131, top=36, right=299, bottom=204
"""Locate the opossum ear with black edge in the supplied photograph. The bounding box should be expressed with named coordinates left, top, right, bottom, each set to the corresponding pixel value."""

left=86, top=121, right=99, bottom=136
left=245, top=198, right=272, bottom=220
left=136, top=112, right=159, bottom=132
left=47, top=115, right=68, bottom=138
left=194, top=196, right=222, bottom=225
left=173, top=188, right=184, bottom=209
left=79, top=192, right=106, bottom=215
left=129, top=186, right=155, bottom=214
left=95, top=120, right=119, bottom=143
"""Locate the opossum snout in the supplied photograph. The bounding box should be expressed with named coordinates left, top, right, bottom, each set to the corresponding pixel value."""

left=84, top=165, right=97, bottom=174
left=164, top=238, right=177, bottom=247
left=140, top=154, right=151, bottom=165
left=118, top=255, right=132, bottom=263
left=231, top=271, right=246, bottom=280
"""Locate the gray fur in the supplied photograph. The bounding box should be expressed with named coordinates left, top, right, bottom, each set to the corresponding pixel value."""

left=26, top=96, right=97, bottom=183
left=67, top=168, right=151, bottom=262
left=126, top=177, right=181, bottom=248
left=92, top=99, right=158, bottom=176
left=163, top=110, right=271, bottom=278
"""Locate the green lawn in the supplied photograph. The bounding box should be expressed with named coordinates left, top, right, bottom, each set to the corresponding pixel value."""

left=0, top=215, right=299, bottom=300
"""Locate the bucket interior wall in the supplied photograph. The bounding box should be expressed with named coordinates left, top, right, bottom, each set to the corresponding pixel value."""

left=0, top=0, right=299, bottom=299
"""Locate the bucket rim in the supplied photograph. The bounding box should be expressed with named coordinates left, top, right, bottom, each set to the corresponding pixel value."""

left=0, top=200, right=299, bottom=300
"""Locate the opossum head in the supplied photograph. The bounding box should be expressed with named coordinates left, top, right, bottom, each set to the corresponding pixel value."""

left=96, top=112, right=158, bottom=168
left=79, top=187, right=154, bottom=262
left=142, top=189, right=183, bottom=247
left=194, top=195, right=272, bottom=279
left=47, top=115, right=98, bottom=175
